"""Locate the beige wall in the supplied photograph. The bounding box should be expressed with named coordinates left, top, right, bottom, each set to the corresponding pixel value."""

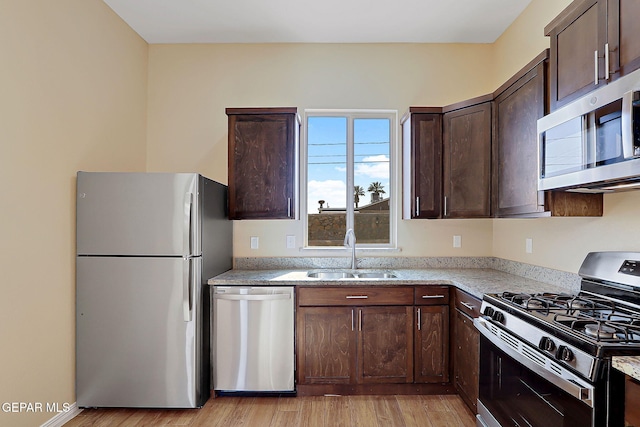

left=147, top=43, right=496, bottom=258
left=147, top=0, right=640, bottom=273
left=0, top=1, right=148, bottom=426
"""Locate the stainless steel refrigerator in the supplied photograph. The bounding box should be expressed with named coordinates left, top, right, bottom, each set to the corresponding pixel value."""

left=75, top=172, right=232, bottom=408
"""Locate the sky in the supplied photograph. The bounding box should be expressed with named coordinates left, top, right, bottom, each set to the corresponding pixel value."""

left=307, top=116, right=390, bottom=214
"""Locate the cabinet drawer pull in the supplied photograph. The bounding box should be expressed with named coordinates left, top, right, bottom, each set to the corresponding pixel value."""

left=422, top=294, right=445, bottom=299
left=460, top=301, right=475, bottom=311
left=346, top=295, right=369, bottom=299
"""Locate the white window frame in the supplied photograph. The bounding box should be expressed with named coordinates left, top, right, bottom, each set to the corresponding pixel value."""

left=301, top=109, right=398, bottom=251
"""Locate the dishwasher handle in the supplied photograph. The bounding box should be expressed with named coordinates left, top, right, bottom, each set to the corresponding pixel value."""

left=214, top=293, right=291, bottom=301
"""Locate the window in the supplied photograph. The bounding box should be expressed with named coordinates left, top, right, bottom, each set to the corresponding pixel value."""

left=303, top=110, right=396, bottom=248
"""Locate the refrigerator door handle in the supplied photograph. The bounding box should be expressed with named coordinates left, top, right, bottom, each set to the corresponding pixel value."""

left=183, top=257, right=192, bottom=322
left=183, top=192, right=193, bottom=257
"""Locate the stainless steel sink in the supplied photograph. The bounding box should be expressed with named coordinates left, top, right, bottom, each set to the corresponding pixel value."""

left=306, top=269, right=397, bottom=280
left=355, top=272, right=397, bottom=279
left=306, top=271, right=356, bottom=279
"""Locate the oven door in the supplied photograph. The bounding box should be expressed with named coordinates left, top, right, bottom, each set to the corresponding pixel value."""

left=475, top=318, right=595, bottom=427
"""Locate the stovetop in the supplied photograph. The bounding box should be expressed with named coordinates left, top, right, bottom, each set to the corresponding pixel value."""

left=485, top=291, right=640, bottom=348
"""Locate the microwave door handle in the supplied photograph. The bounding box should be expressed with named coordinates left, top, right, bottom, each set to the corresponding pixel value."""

left=621, top=90, right=637, bottom=159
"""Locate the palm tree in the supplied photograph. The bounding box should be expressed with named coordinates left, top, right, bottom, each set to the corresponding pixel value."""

left=368, top=182, right=386, bottom=202
left=354, top=186, right=365, bottom=208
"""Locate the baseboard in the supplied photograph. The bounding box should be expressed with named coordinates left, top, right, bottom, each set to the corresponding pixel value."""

left=40, top=402, right=82, bottom=427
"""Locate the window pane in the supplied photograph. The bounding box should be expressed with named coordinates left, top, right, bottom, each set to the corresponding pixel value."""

left=354, top=118, right=390, bottom=244
left=307, top=117, right=347, bottom=246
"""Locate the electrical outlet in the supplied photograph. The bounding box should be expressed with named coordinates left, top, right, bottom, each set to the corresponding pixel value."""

left=286, top=235, right=296, bottom=249
left=453, top=235, right=461, bottom=248
left=526, top=238, right=533, bottom=254
left=250, top=236, right=259, bottom=250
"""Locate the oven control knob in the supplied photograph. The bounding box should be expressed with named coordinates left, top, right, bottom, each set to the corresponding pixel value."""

left=539, top=337, right=556, bottom=352
left=491, top=311, right=505, bottom=323
left=483, top=307, right=495, bottom=317
left=556, top=345, right=574, bottom=362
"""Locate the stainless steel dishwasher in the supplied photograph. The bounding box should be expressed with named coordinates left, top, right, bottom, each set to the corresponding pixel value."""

left=212, top=286, right=295, bottom=392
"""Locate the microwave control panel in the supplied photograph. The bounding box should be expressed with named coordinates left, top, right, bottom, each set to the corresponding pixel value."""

left=619, top=260, right=640, bottom=277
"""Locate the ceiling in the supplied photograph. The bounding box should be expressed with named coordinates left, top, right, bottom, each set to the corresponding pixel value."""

left=102, top=0, right=533, bottom=44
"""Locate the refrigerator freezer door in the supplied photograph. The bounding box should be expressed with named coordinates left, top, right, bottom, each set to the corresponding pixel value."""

left=76, top=256, right=203, bottom=408
left=76, top=172, right=200, bottom=257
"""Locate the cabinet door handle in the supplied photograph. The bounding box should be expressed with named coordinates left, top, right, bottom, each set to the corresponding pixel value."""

left=460, top=301, right=476, bottom=311
left=351, top=309, right=355, bottom=331
left=422, top=294, right=445, bottom=299
left=605, top=43, right=610, bottom=81
left=346, top=295, right=368, bottom=299
left=444, top=196, right=448, bottom=217
left=594, top=50, right=599, bottom=85
left=287, top=197, right=292, bottom=217
left=417, top=308, right=421, bottom=331
left=415, top=196, right=420, bottom=217
left=359, top=309, right=362, bottom=331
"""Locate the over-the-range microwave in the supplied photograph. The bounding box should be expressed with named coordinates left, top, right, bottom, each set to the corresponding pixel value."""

left=537, top=69, right=640, bottom=193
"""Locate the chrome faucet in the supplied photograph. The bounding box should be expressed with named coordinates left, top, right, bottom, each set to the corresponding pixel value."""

left=344, top=228, right=357, bottom=270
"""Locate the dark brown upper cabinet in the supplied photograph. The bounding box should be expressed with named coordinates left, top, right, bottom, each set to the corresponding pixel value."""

left=401, top=108, right=443, bottom=219
left=546, top=0, right=640, bottom=111
left=442, top=96, right=493, bottom=218
left=493, top=52, right=548, bottom=217
left=226, top=107, right=300, bottom=220
left=492, top=50, right=603, bottom=218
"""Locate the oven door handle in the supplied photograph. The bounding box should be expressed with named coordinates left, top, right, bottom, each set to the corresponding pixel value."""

left=474, top=317, right=595, bottom=408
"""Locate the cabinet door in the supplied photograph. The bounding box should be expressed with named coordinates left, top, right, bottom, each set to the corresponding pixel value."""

left=227, top=109, right=298, bottom=220
left=608, top=0, right=640, bottom=79
left=297, top=307, right=356, bottom=384
left=359, top=306, right=413, bottom=384
left=443, top=102, right=492, bottom=218
left=402, top=112, right=442, bottom=219
left=454, top=309, right=479, bottom=413
left=547, top=0, right=606, bottom=110
left=415, top=305, right=449, bottom=384
left=494, top=61, right=546, bottom=217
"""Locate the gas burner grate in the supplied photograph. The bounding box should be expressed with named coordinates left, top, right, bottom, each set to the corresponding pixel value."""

left=553, top=312, right=640, bottom=343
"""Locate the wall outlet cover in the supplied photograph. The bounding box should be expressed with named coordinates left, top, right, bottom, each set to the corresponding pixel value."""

left=250, top=236, right=259, bottom=249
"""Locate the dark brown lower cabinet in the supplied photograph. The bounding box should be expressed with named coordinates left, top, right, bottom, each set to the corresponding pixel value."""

left=454, top=309, right=479, bottom=412
left=454, top=290, right=481, bottom=413
left=626, top=375, right=640, bottom=426
left=296, top=305, right=412, bottom=385
left=415, top=305, right=449, bottom=383
left=359, top=306, right=413, bottom=383
left=297, top=306, right=356, bottom=384
left=296, top=286, right=453, bottom=395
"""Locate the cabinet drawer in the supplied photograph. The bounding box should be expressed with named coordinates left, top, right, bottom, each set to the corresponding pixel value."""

left=454, top=289, right=481, bottom=318
left=414, top=286, right=449, bottom=305
left=298, top=287, right=414, bottom=306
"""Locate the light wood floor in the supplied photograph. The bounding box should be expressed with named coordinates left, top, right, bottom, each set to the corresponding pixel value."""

left=64, top=394, right=476, bottom=427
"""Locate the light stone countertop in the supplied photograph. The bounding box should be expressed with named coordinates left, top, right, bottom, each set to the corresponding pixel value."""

left=207, top=267, right=577, bottom=299
left=613, top=356, right=640, bottom=381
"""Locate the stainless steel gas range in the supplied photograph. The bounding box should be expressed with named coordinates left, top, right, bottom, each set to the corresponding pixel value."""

left=475, top=252, right=640, bottom=427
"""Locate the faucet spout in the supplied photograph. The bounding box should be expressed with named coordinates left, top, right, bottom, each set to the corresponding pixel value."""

left=344, top=228, right=357, bottom=270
